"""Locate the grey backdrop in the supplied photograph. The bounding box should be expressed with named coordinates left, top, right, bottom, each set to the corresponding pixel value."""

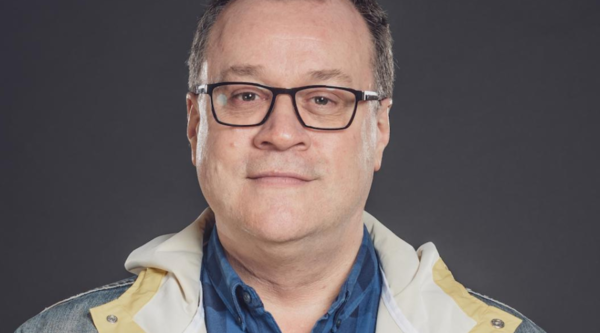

left=2, top=0, right=598, bottom=331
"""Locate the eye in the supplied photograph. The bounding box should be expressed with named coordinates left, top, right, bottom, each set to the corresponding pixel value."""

left=238, top=92, right=257, bottom=101
left=313, top=96, right=330, bottom=105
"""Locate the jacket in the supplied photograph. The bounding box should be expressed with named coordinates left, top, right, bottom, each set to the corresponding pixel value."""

left=16, top=209, right=546, bottom=333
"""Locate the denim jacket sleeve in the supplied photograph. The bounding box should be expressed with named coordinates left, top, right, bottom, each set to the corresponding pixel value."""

left=15, top=277, right=134, bottom=333
left=469, top=290, right=547, bottom=333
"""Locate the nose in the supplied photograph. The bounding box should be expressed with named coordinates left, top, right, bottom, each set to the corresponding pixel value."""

left=252, top=94, right=311, bottom=151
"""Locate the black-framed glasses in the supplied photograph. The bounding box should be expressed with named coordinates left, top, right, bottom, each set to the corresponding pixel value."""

left=190, top=82, right=381, bottom=130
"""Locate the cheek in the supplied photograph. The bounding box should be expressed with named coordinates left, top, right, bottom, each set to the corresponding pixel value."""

left=194, top=97, right=210, bottom=164
left=198, top=127, right=249, bottom=189
left=204, top=132, right=244, bottom=171
left=197, top=128, right=252, bottom=215
left=360, top=114, right=377, bottom=165
left=338, top=116, right=377, bottom=190
left=318, top=123, right=373, bottom=184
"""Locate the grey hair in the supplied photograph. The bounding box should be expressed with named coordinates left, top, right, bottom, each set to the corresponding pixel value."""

left=187, top=0, right=395, bottom=98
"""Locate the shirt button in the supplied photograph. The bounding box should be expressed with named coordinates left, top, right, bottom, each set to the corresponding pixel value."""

left=106, top=315, right=118, bottom=324
left=491, top=318, right=505, bottom=329
left=236, top=316, right=243, bottom=326
left=242, top=291, right=252, bottom=304
left=336, top=319, right=342, bottom=327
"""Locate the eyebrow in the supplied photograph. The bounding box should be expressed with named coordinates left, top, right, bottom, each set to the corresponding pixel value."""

left=307, top=69, right=353, bottom=86
left=220, top=65, right=265, bottom=81
left=218, top=65, right=353, bottom=86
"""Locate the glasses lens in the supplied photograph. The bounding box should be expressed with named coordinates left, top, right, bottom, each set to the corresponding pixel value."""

left=212, top=84, right=273, bottom=125
left=296, top=87, right=356, bottom=129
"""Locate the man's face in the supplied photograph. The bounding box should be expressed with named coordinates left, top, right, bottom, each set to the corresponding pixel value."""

left=187, top=0, right=391, bottom=243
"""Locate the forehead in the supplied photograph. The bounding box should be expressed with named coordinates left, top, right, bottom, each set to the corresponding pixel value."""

left=205, top=0, right=374, bottom=87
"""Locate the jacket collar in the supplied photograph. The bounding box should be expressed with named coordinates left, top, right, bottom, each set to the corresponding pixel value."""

left=90, top=208, right=522, bottom=333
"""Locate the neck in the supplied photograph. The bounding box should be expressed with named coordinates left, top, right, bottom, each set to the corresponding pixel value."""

left=216, top=212, right=364, bottom=328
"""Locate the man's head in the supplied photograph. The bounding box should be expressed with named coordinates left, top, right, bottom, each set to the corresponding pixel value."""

left=186, top=0, right=394, bottom=244
left=188, top=0, right=395, bottom=99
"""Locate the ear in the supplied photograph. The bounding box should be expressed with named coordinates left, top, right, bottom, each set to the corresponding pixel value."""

left=186, top=93, right=201, bottom=166
left=373, top=98, right=392, bottom=172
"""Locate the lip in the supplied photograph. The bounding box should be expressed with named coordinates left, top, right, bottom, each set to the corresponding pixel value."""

left=247, top=172, right=314, bottom=185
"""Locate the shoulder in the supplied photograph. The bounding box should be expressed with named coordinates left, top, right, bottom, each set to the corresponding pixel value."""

left=15, top=277, right=135, bottom=333
left=468, top=289, right=546, bottom=333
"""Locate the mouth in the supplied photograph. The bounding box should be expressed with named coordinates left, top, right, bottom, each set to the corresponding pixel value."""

left=247, top=172, right=315, bottom=185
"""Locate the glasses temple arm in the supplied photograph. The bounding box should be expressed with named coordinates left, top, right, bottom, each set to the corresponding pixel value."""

left=362, top=91, right=381, bottom=101
left=192, top=84, right=208, bottom=94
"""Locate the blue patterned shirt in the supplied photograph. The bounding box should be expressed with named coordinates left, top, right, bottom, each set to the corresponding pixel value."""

left=200, top=225, right=382, bottom=333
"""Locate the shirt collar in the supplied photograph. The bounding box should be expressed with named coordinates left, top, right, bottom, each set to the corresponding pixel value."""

left=202, top=224, right=380, bottom=327
left=327, top=225, right=380, bottom=322
left=203, top=225, right=249, bottom=325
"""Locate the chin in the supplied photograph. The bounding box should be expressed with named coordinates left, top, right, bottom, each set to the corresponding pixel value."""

left=240, top=205, right=320, bottom=244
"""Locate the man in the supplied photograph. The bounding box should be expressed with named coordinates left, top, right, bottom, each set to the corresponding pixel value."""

left=17, top=0, right=546, bottom=332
